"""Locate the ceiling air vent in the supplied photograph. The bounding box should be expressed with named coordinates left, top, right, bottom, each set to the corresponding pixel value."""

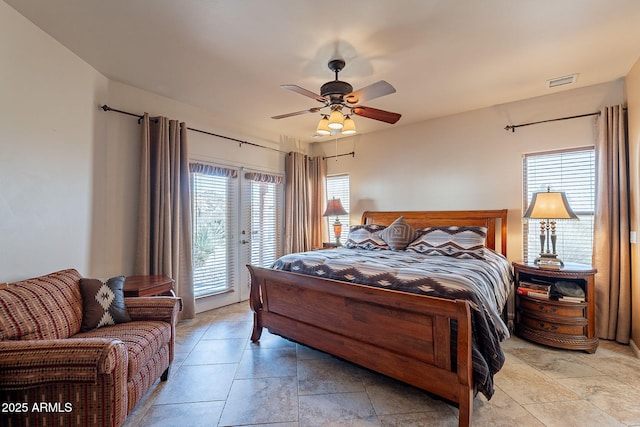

left=547, top=74, right=578, bottom=88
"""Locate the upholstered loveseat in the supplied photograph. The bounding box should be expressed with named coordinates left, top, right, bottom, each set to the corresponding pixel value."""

left=0, top=269, right=181, bottom=427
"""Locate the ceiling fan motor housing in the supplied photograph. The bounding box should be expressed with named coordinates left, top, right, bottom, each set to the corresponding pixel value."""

left=321, top=80, right=353, bottom=103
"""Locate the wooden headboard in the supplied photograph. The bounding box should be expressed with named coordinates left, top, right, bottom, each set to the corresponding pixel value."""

left=361, top=209, right=508, bottom=256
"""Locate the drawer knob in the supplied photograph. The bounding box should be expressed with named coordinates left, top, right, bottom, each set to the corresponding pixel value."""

left=539, top=305, right=557, bottom=313
left=539, top=322, right=558, bottom=331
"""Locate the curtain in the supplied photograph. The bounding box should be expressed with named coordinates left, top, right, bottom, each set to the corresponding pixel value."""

left=284, top=152, right=327, bottom=253
left=135, top=113, right=195, bottom=319
left=284, top=152, right=310, bottom=253
left=309, top=156, right=327, bottom=249
left=593, top=105, right=631, bottom=343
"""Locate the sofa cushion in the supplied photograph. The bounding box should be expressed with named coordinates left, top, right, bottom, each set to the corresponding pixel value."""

left=73, top=320, right=172, bottom=379
left=79, top=276, right=131, bottom=331
left=0, top=269, right=83, bottom=340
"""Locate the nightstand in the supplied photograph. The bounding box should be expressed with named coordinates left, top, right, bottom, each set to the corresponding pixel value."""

left=124, top=275, right=175, bottom=297
left=513, top=261, right=598, bottom=353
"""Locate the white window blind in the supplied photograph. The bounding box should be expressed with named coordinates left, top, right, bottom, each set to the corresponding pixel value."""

left=326, top=174, right=350, bottom=243
left=523, top=148, right=595, bottom=264
left=246, top=173, right=284, bottom=268
left=190, top=163, right=239, bottom=298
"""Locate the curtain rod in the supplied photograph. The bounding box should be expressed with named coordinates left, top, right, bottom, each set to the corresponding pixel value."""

left=323, top=151, right=355, bottom=160
left=100, top=105, right=288, bottom=154
left=504, top=107, right=627, bottom=132
left=504, top=111, right=600, bottom=132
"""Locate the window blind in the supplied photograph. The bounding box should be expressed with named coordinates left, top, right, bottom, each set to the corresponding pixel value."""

left=326, top=174, right=350, bottom=243
left=191, top=165, right=239, bottom=298
left=523, top=147, right=595, bottom=264
left=247, top=174, right=284, bottom=268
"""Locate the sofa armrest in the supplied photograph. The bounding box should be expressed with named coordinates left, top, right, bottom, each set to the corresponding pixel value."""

left=125, top=296, right=181, bottom=364
left=0, top=338, right=127, bottom=390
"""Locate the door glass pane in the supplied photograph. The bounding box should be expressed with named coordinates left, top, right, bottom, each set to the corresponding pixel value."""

left=249, top=179, right=283, bottom=267
left=191, top=170, right=238, bottom=298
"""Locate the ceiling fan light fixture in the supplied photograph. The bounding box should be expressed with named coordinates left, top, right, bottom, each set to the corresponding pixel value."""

left=341, top=115, right=356, bottom=134
left=316, top=115, right=331, bottom=135
left=328, top=109, right=344, bottom=129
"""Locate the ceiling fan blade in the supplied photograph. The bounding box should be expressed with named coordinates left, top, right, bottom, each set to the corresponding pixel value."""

left=344, top=80, right=396, bottom=104
left=281, top=84, right=328, bottom=103
left=271, top=107, right=322, bottom=119
left=351, top=106, right=401, bottom=124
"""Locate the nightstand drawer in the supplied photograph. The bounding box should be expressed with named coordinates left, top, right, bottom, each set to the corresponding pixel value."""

left=518, top=297, right=586, bottom=318
left=519, top=316, right=587, bottom=335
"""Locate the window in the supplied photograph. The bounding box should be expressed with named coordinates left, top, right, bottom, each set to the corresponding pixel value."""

left=326, top=174, right=350, bottom=243
left=246, top=172, right=284, bottom=268
left=522, top=148, right=595, bottom=265
left=190, top=163, right=239, bottom=299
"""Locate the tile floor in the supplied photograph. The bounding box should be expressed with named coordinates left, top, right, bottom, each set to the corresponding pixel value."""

left=123, top=302, right=640, bottom=427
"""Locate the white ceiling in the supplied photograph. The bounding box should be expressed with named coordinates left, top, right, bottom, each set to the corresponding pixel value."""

left=6, top=0, right=640, bottom=143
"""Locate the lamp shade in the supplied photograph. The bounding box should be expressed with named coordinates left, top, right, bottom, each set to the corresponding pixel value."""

left=341, top=115, right=356, bottom=134
left=316, top=115, right=331, bottom=135
left=323, top=198, right=347, bottom=217
left=523, top=189, right=579, bottom=219
left=328, top=109, right=344, bottom=129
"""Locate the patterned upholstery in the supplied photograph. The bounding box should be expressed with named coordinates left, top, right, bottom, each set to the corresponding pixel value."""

left=406, top=226, right=488, bottom=259
left=0, top=269, right=181, bottom=427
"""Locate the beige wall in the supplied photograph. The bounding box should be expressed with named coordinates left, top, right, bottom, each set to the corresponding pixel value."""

left=626, top=57, right=640, bottom=353
left=0, top=2, right=289, bottom=283
left=312, top=81, right=624, bottom=262
left=0, top=2, right=109, bottom=282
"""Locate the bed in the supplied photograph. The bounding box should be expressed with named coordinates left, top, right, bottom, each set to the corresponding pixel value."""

left=248, top=210, right=510, bottom=427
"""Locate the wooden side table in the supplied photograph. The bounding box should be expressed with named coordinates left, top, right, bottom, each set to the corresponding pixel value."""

left=513, top=261, right=598, bottom=353
left=124, top=275, right=175, bottom=297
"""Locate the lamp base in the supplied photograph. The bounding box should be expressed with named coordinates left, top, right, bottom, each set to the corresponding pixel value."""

left=534, top=253, right=564, bottom=269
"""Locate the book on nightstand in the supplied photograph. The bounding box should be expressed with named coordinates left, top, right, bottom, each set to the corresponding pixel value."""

left=517, top=281, right=551, bottom=299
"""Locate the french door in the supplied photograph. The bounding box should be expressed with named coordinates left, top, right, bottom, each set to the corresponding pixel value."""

left=190, top=162, right=284, bottom=313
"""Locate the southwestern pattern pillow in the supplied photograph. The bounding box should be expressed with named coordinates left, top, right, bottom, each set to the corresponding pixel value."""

left=406, top=226, right=488, bottom=259
left=79, top=276, right=131, bottom=331
left=344, top=224, right=389, bottom=250
left=380, top=216, right=417, bottom=250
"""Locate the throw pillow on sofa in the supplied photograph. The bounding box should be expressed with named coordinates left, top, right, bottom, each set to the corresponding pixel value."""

left=79, top=276, right=131, bottom=331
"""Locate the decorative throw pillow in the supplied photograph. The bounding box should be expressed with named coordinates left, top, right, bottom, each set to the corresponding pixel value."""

left=344, top=224, right=389, bottom=250
left=406, top=226, right=488, bottom=259
left=79, top=276, right=131, bottom=331
left=380, top=216, right=417, bottom=250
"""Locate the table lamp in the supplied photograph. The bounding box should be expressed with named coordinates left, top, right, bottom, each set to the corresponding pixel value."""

left=523, top=186, right=578, bottom=268
left=323, top=198, right=348, bottom=246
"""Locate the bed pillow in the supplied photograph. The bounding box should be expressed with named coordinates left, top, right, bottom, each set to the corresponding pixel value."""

left=79, top=276, right=131, bottom=331
left=406, top=226, right=488, bottom=259
left=380, top=216, right=417, bottom=250
left=344, top=224, right=389, bottom=250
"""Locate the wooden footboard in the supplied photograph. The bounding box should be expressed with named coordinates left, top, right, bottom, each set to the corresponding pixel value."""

left=248, top=265, right=474, bottom=427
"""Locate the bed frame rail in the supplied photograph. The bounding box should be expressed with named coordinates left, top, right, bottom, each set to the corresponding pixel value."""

left=248, top=265, right=474, bottom=427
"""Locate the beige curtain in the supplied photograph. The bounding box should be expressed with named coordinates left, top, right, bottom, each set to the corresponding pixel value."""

left=135, top=114, right=195, bottom=319
left=309, top=156, right=327, bottom=249
left=593, top=105, right=630, bottom=343
left=284, top=152, right=327, bottom=253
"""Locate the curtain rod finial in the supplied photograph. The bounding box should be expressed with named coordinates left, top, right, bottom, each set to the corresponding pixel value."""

left=101, top=105, right=110, bottom=111
left=504, top=125, right=515, bottom=132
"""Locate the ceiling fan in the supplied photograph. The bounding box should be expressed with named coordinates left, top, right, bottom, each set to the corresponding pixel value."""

left=272, top=59, right=401, bottom=135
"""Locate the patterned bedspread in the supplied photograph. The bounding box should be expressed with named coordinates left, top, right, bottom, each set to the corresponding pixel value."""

left=272, top=247, right=513, bottom=399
